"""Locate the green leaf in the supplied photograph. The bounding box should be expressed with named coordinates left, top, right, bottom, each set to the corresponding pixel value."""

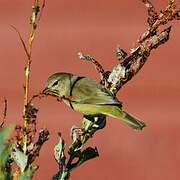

left=67, top=147, right=99, bottom=173
left=52, top=170, right=70, bottom=180
left=19, top=165, right=38, bottom=180
left=53, top=134, right=68, bottom=180
left=0, top=144, right=13, bottom=167
left=0, top=125, right=14, bottom=179
left=82, top=117, right=93, bottom=131
left=31, top=5, right=40, bottom=23
left=54, top=134, right=66, bottom=165
left=0, top=125, right=14, bottom=154
left=83, top=115, right=106, bottom=130
left=12, top=149, right=28, bottom=172
left=76, top=147, right=99, bottom=168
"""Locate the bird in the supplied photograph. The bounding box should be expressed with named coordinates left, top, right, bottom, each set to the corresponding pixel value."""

left=43, top=72, right=146, bottom=130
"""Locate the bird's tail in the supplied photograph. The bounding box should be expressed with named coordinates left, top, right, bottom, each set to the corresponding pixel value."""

left=101, top=105, right=146, bottom=130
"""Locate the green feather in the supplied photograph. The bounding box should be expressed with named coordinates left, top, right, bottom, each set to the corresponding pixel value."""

left=71, top=103, right=145, bottom=130
left=71, top=77, right=121, bottom=105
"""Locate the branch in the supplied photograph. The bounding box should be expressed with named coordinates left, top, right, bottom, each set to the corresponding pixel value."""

left=78, top=52, right=111, bottom=87
left=78, top=52, right=105, bottom=79
left=22, top=0, right=45, bottom=154
left=1, top=1, right=48, bottom=179
left=37, top=0, right=46, bottom=23
left=78, top=0, right=179, bottom=94
left=10, top=25, right=30, bottom=59
left=107, top=0, right=180, bottom=94
left=28, top=128, right=50, bottom=164
left=69, top=115, right=106, bottom=152
left=142, top=0, right=158, bottom=27
left=108, top=26, right=172, bottom=93
left=0, top=98, right=8, bottom=128
left=139, top=0, right=180, bottom=43
left=53, top=116, right=103, bottom=179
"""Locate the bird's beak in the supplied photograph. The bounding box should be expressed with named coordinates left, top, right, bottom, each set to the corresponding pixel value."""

left=42, top=87, right=59, bottom=96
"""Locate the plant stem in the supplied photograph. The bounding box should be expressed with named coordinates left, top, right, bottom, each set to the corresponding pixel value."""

left=23, top=0, right=40, bottom=154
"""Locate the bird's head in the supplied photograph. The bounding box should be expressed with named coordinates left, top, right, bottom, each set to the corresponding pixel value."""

left=43, top=72, right=68, bottom=96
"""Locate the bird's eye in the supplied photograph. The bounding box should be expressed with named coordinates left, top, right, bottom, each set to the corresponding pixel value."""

left=52, top=80, right=59, bottom=87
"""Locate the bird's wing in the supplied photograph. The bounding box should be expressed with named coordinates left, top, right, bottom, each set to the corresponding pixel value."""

left=70, top=77, right=122, bottom=106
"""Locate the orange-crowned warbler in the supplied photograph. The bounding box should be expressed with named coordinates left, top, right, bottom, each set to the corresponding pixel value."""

left=43, top=72, right=146, bottom=130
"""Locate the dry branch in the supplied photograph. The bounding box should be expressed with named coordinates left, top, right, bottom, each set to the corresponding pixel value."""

left=78, top=1, right=179, bottom=95
left=28, top=128, right=50, bottom=164
left=78, top=52, right=105, bottom=80
left=21, top=0, right=46, bottom=154
left=0, top=98, right=7, bottom=128
left=108, top=26, right=172, bottom=93
left=107, top=0, right=179, bottom=94
left=7, top=1, right=48, bottom=179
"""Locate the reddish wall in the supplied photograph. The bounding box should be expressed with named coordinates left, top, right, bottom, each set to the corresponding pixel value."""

left=0, top=1, right=180, bottom=179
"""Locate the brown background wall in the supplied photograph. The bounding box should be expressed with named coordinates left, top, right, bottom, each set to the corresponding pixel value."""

left=0, top=0, right=180, bottom=179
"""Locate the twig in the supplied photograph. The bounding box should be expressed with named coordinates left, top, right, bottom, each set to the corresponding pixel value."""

left=22, top=0, right=39, bottom=154
left=28, top=128, right=50, bottom=164
left=0, top=98, right=8, bottom=128
left=37, top=0, right=46, bottom=23
left=53, top=118, right=101, bottom=180
left=115, top=45, right=127, bottom=62
left=23, top=0, right=45, bottom=117
left=78, top=1, right=179, bottom=95
left=139, top=0, right=180, bottom=43
left=29, top=92, right=46, bottom=104
left=78, top=52, right=105, bottom=79
left=1, top=1, right=48, bottom=179
left=10, top=25, right=30, bottom=59
left=107, top=0, right=180, bottom=94
left=142, top=0, right=158, bottom=26
left=78, top=52, right=110, bottom=87
left=108, top=26, right=172, bottom=94
left=12, top=0, right=45, bottom=154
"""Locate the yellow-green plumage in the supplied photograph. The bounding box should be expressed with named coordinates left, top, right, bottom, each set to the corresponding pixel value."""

left=71, top=103, right=145, bottom=130
left=44, top=72, right=146, bottom=130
